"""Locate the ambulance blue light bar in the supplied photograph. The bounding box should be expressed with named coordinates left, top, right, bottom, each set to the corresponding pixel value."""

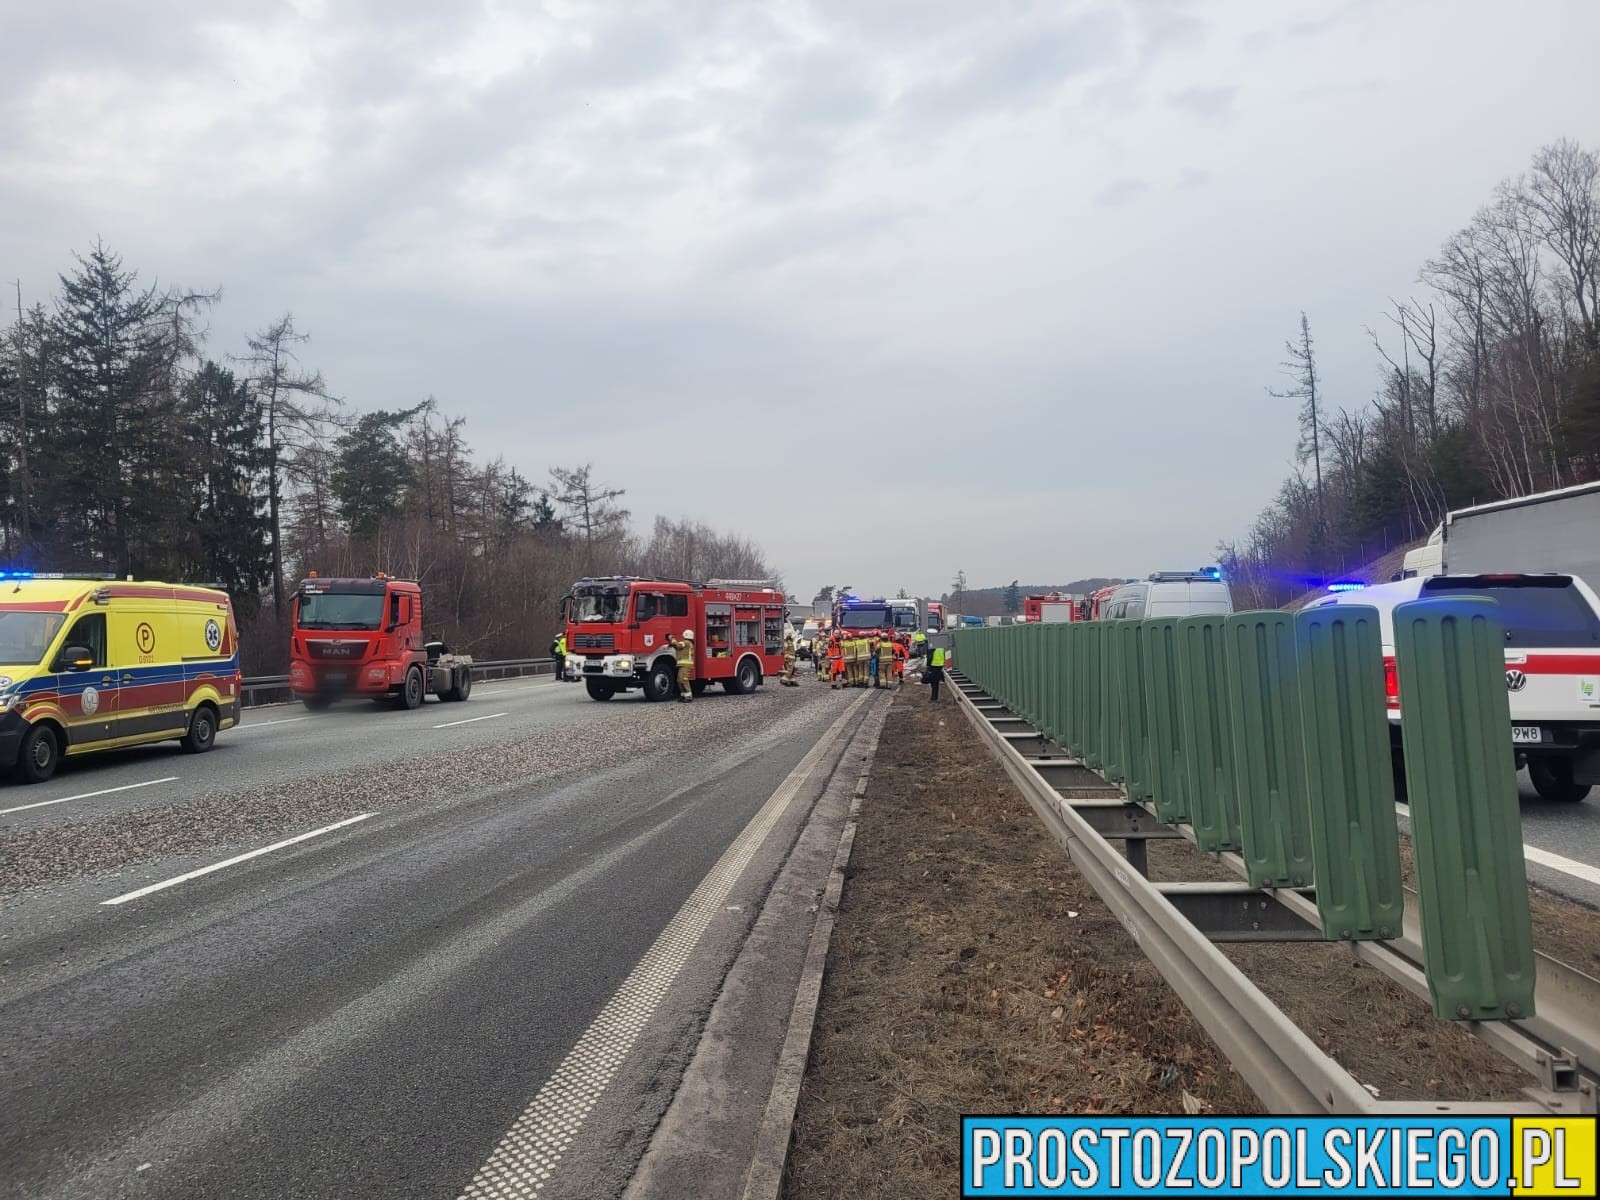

left=1327, top=580, right=1367, bottom=593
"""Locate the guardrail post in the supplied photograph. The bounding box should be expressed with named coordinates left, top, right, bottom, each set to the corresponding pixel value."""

left=1176, top=615, right=1242, bottom=852
left=1224, top=611, right=1315, bottom=889
left=1394, top=597, right=1537, bottom=1021
left=1294, top=605, right=1404, bottom=941
left=1141, top=618, right=1190, bottom=824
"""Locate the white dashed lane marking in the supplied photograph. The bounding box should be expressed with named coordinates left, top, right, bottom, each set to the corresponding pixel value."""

left=100, top=813, right=377, bottom=905
left=434, top=712, right=508, bottom=729
left=457, top=693, right=868, bottom=1199
left=0, top=776, right=180, bottom=817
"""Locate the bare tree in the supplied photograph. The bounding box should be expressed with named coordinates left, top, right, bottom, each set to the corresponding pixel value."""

left=1269, top=312, right=1326, bottom=546
left=237, top=314, right=339, bottom=612
left=549, top=463, right=629, bottom=570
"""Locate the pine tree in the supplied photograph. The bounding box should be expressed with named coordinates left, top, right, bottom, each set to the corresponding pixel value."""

left=180, top=360, right=272, bottom=610
left=49, top=241, right=168, bottom=572
left=334, top=408, right=418, bottom=542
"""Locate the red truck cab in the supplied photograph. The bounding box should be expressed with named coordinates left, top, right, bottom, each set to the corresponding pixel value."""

left=565, top=576, right=787, bottom=701
left=290, top=573, right=471, bottom=710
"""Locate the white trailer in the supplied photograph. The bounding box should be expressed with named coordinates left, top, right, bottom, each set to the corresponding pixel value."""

left=1404, top=481, right=1600, bottom=591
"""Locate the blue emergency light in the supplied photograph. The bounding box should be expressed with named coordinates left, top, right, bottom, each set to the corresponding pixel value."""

left=1326, top=580, right=1366, bottom=593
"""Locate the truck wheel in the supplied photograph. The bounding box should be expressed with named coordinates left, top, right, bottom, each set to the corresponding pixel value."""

left=1530, top=758, right=1592, bottom=803
left=397, top=667, right=424, bottom=710
left=181, top=705, right=217, bottom=754
left=585, top=678, right=616, bottom=701
left=726, top=657, right=760, bottom=695
left=15, top=723, right=60, bottom=784
left=644, top=662, right=675, bottom=702
left=454, top=670, right=472, bottom=701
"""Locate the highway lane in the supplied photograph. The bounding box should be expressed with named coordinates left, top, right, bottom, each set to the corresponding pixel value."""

left=0, top=682, right=873, bottom=1200
left=0, top=676, right=606, bottom=830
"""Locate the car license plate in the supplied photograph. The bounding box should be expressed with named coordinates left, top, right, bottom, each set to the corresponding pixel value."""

left=1511, top=726, right=1543, bottom=744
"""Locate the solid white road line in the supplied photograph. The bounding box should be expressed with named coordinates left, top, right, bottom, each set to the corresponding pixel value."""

left=433, top=711, right=507, bottom=729
left=0, top=776, right=180, bottom=817
left=1522, top=844, right=1600, bottom=887
left=1395, top=802, right=1600, bottom=887
left=458, top=691, right=870, bottom=1200
left=100, top=812, right=377, bottom=906
left=235, top=715, right=313, bottom=731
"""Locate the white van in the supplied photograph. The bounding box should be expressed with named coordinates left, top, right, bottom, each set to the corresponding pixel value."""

left=1309, top=573, right=1600, bottom=803
left=1100, top=571, right=1233, bottom=620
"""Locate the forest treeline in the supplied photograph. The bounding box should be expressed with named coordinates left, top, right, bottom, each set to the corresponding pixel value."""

left=1221, top=139, right=1600, bottom=608
left=0, top=243, right=776, bottom=671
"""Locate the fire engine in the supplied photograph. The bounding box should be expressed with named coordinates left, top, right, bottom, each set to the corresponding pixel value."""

left=289, top=573, right=474, bottom=710
left=564, top=576, right=788, bottom=701
left=1086, top=583, right=1124, bottom=621
left=1021, top=592, right=1084, bottom=623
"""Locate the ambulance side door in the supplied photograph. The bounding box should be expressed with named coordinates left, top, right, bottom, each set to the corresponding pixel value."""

left=52, top=612, right=117, bottom=745
left=111, top=608, right=187, bottom=738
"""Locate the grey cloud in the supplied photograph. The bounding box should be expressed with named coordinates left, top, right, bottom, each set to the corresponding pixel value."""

left=1095, top=177, right=1150, bottom=208
left=894, top=8, right=1125, bottom=131
left=1168, top=85, right=1236, bottom=118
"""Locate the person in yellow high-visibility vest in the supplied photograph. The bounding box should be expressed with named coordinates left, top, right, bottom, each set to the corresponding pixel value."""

left=926, top=644, right=947, bottom=701
left=669, top=629, right=695, bottom=702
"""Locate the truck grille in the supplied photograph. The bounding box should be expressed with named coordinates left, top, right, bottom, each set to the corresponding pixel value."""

left=574, top=633, right=614, bottom=650
left=307, top=640, right=367, bottom=660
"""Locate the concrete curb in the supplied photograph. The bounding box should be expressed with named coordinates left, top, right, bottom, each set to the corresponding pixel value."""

left=738, top=715, right=884, bottom=1200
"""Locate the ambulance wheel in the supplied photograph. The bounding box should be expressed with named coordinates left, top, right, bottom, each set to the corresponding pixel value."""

left=1530, top=758, right=1592, bottom=804
left=643, top=662, right=675, bottom=702
left=181, top=704, right=217, bottom=754
left=585, top=679, right=616, bottom=701
left=398, top=667, right=424, bottom=710
left=15, top=723, right=60, bottom=784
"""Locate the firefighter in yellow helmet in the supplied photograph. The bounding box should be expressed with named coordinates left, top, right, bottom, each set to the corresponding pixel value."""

left=782, top=631, right=799, bottom=686
left=669, top=629, right=695, bottom=702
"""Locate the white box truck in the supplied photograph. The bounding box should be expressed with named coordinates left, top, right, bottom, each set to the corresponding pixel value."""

left=1402, top=481, right=1600, bottom=591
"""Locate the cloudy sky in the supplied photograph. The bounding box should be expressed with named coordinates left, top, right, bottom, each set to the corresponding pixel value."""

left=5, top=0, right=1598, bottom=600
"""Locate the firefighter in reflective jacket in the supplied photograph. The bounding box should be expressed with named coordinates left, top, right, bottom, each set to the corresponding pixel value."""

left=817, top=631, right=833, bottom=681
left=669, top=629, right=695, bottom=702
left=829, top=634, right=846, bottom=688
left=782, top=632, right=799, bottom=686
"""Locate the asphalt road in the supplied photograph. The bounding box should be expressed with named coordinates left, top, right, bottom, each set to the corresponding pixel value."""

left=0, top=678, right=870, bottom=1200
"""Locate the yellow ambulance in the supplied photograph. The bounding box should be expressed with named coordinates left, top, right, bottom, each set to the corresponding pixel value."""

left=0, top=573, right=242, bottom=783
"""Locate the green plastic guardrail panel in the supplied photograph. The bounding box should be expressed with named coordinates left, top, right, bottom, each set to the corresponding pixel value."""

left=1224, top=611, right=1316, bottom=889
left=1393, top=596, right=1536, bottom=1021
left=1100, top=620, right=1125, bottom=782
left=1057, top=623, right=1077, bottom=753
left=1042, top=623, right=1063, bottom=744
left=1120, top=620, right=1153, bottom=801
left=1026, top=623, right=1044, bottom=727
left=1081, top=621, right=1102, bottom=767
left=1141, top=617, right=1190, bottom=824
left=1294, top=605, right=1403, bottom=941
left=1176, top=615, right=1242, bottom=852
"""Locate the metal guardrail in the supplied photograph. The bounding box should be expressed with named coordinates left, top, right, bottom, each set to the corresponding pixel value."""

left=240, top=658, right=555, bottom=707
left=950, top=616, right=1600, bottom=1115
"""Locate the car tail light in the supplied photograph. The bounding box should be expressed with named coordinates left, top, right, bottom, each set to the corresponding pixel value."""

left=1383, top=655, right=1400, bottom=709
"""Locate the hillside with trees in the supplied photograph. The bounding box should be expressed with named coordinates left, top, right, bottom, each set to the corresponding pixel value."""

left=0, top=243, right=777, bottom=671
left=1221, top=139, right=1600, bottom=608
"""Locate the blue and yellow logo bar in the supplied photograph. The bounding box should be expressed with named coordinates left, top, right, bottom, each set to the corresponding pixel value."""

left=962, top=1116, right=1596, bottom=1197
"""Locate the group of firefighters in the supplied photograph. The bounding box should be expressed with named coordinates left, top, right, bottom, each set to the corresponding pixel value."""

left=786, top=630, right=911, bottom=689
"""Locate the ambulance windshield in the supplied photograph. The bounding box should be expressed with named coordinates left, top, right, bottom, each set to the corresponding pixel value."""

left=0, top=611, right=68, bottom=666
left=297, top=592, right=384, bottom=630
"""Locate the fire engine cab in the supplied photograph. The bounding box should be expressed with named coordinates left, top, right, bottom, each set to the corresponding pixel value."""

left=564, top=576, right=788, bottom=701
